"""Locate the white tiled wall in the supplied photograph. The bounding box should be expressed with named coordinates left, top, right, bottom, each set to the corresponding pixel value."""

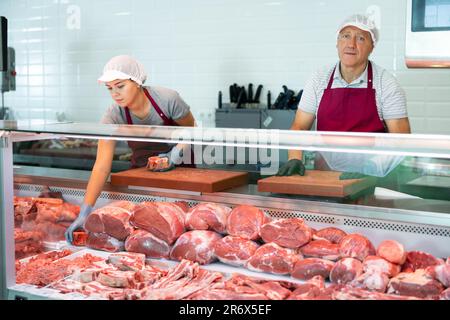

left=1, top=0, right=450, bottom=133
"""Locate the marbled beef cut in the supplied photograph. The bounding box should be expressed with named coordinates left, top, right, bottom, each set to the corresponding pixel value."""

left=260, top=218, right=312, bottom=249
left=226, top=205, right=270, bottom=241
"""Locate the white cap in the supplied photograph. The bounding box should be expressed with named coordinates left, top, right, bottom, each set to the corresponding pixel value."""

left=337, top=14, right=379, bottom=47
left=98, top=55, right=147, bottom=86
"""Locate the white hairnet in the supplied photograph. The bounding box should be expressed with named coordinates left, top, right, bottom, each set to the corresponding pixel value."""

left=98, top=55, right=147, bottom=86
left=337, top=14, right=379, bottom=47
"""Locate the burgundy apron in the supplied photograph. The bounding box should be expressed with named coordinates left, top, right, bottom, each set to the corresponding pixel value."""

left=317, top=62, right=386, bottom=133
left=125, top=88, right=194, bottom=168
left=315, top=62, right=386, bottom=170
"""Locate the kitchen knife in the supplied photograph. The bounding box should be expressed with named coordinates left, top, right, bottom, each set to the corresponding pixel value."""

left=218, top=91, right=222, bottom=109
left=254, top=85, right=263, bottom=103
left=267, top=90, right=272, bottom=109
left=273, top=92, right=285, bottom=109
left=229, top=85, right=235, bottom=103
left=282, top=85, right=288, bottom=93
left=283, top=90, right=295, bottom=109
left=248, top=83, right=253, bottom=103
left=236, top=87, right=244, bottom=109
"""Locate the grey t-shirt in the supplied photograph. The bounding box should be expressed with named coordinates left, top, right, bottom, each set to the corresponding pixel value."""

left=101, top=86, right=191, bottom=125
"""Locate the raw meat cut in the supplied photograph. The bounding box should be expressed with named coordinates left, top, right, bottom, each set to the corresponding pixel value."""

left=376, top=240, right=407, bottom=265
left=14, top=228, right=44, bottom=259
left=226, top=205, right=270, bottom=241
left=288, top=276, right=333, bottom=300
left=363, top=255, right=401, bottom=278
left=35, top=202, right=80, bottom=223
left=97, top=269, right=136, bottom=288
left=330, top=258, right=363, bottom=284
left=441, top=288, right=450, bottom=300
left=300, top=240, right=341, bottom=261
left=107, top=252, right=146, bottom=271
left=332, top=285, right=421, bottom=300
left=33, top=221, right=70, bottom=241
left=260, top=218, right=312, bottom=249
left=125, top=229, right=171, bottom=259
left=401, top=251, right=444, bottom=273
left=339, top=234, right=375, bottom=261
left=131, top=202, right=185, bottom=245
left=84, top=202, right=135, bottom=241
left=351, top=270, right=390, bottom=293
left=222, top=274, right=291, bottom=300
left=147, top=156, right=170, bottom=171
left=291, top=258, right=335, bottom=280
left=185, top=202, right=232, bottom=234
left=73, top=230, right=88, bottom=246
left=428, top=263, right=450, bottom=287
left=86, top=232, right=124, bottom=253
left=313, top=227, right=347, bottom=244
left=388, top=269, right=444, bottom=298
left=170, top=230, right=223, bottom=265
left=246, top=243, right=300, bottom=275
left=213, top=235, right=260, bottom=267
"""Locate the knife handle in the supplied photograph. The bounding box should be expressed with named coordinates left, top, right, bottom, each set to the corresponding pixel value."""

left=218, top=91, right=222, bottom=109
left=254, top=85, right=263, bottom=103
left=248, top=83, right=253, bottom=103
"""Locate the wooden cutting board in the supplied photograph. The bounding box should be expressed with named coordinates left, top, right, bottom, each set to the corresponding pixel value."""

left=110, top=167, right=248, bottom=193
left=258, top=170, right=376, bottom=198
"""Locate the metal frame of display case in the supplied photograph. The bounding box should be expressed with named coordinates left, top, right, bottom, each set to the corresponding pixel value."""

left=2, top=122, right=450, bottom=299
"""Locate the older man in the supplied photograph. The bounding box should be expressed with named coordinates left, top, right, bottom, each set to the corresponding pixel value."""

left=277, top=14, right=411, bottom=177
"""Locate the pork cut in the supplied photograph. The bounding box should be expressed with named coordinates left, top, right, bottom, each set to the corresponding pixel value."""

left=131, top=202, right=185, bottom=245
left=330, top=258, right=363, bottom=284
left=226, top=205, right=270, bottom=241
left=401, top=251, right=444, bottom=273
left=170, top=230, right=223, bottom=265
left=313, top=227, right=347, bottom=244
left=300, top=240, right=341, bottom=261
left=260, top=218, right=312, bottom=249
left=339, top=234, right=375, bottom=262
left=246, top=243, right=300, bottom=275
left=291, top=258, right=335, bottom=280
left=107, top=252, right=146, bottom=271
left=213, top=235, right=260, bottom=267
left=427, top=263, right=450, bottom=288
left=363, top=255, right=401, bottom=278
left=387, top=269, right=444, bottom=299
left=86, top=232, right=124, bottom=253
left=125, top=229, right=171, bottom=259
left=376, top=240, right=407, bottom=265
left=351, top=270, right=390, bottom=293
left=288, top=276, right=333, bottom=300
left=185, top=202, right=232, bottom=234
left=84, top=201, right=135, bottom=241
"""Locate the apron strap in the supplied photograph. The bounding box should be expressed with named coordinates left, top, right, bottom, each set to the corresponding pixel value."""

left=143, top=88, right=175, bottom=126
left=125, top=107, right=133, bottom=124
left=327, top=61, right=373, bottom=90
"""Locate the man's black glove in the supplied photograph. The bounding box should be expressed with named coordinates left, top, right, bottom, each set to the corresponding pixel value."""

left=276, top=159, right=306, bottom=176
left=339, top=172, right=368, bottom=180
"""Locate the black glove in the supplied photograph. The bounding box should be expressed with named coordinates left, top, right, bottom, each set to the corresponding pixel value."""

left=339, top=172, right=368, bottom=180
left=276, top=159, right=306, bottom=176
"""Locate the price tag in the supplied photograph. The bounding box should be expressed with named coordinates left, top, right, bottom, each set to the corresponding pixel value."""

left=263, top=116, right=273, bottom=127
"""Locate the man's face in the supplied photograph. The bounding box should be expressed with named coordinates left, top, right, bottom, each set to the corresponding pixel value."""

left=337, top=26, right=374, bottom=69
left=105, top=79, right=139, bottom=107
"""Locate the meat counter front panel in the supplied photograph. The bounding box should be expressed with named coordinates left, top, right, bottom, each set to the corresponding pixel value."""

left=10, top=187, right=450, bottom=301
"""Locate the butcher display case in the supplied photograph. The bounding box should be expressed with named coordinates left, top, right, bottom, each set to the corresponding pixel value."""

left=1, top=120, right=450, bottom=300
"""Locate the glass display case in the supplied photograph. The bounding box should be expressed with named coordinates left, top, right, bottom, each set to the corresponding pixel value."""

left=1, top=120, right=449, bottom=300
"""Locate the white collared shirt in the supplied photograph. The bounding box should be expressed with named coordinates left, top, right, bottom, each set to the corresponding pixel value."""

left=299, top=60, right=408, bottom=121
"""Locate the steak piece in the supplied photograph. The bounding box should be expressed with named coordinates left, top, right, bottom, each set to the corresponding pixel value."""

left=332, top=285, right=421, bottom=300
left=131, top=202, right=185, bottom=245
left=300, top=240, right=341, bottom=261
left=388, top=269, right=444, bottom=299
left=97, top=269, right=136, bottom=288
left=313, top=227, right=347, bottom=244
left=125, top=229, right=171, bottom=259
left=288, top=276, right=333, bottom=300
left=185, top=202, right=231, bottom=234
left=73, top=230, right=88, bottom=246
left=363, top=255, right=401, bottom=278
left=86, top=232, right=124, bottom=253
left=291, top=258, right=335, bottom=281
left=260, top=218, right=312, bottom=249
left=376, top=240, right=407, bottom=265
left=226, top=205, right=270, bottom=241
left=84, top=201, right=135, bottom=241
left=147, top=156, right=170, bottom=171
left=339, top=234, right=375, bottom=262
left=401, top=251, right=444, bottom=273
left=170, top=230, right=223, bottom=265
left=246, top=243, right=300, bottom=275
left=213, top=235, right=260, bottom=267
left=330, top=258, right=363, bottom=285
left=351, top=270, right=390, bottom=293
left=427, top=263, right=450, bottom=288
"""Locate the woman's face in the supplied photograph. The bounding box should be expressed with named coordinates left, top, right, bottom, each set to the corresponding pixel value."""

left=105, top=79, right=140, bottom=107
